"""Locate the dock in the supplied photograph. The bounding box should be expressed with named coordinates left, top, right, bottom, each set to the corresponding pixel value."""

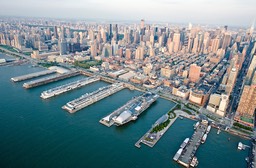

left=175, top=121, right=210, bottom=167
left=40, top=76, right=100, bottom=99
left=23, top=71, right=80, bottom=89
left=11, top=69, right=56, bottom=82
left=100, top=92, right=159, bottom=127
left=62, top=83, right=125, bottom=113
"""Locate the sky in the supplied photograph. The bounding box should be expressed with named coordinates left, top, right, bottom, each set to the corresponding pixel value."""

left=0, top=0, right=255, bottom=26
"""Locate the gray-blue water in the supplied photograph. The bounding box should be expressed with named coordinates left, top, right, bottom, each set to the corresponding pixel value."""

left=0, top=53, right=250, bottom=167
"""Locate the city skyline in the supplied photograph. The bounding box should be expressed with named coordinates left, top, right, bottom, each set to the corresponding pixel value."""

left=1, top=0, right=256, bottom=26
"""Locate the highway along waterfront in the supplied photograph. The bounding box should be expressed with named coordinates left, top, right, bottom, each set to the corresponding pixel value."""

left=0, top=54, right=251, bottom=168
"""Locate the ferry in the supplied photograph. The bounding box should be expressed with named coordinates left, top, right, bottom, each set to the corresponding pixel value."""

left=206, top=125, right=211, bottom=134
left=201, top=134, right=207, bottom=144
left=190, top=157, right=199, bottom=167
left=180, top=138, right=189, bottom=149
left=173, top=148, right=183, bottom=161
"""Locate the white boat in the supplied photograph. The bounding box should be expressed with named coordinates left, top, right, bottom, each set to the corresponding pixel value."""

left=180, top=138, right=189, bottom=149
left=173, top=148, right=183, bottom=161
left=194, top=122, right=199, bottom=129
left=206, top=125, right=211, bottom=134
left=201, top=134, right=207, bottom=144
left=238, top=142, right=244, bottom=150
left=190, top=157, right=199, bottom=167
left=217, top=129, right=221, bottom=135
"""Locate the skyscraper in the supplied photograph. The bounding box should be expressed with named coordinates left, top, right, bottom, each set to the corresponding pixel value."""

left=135, top=46, right=144, bottom=60
left=173, top=33, right=180, bottom=53
left=54, top=26, right=58, bottom=39
left=59, top=39, right=67, bottom=55
left=109, top=24, right=113, bottom=41
left=225, top=68, right=238, bottom=95
left=140, top=19, right=145, bottom=35
left=211, top=37, right=220, bottom=53
left=140, top=19, right=145, bottom=29
left=235, top=55, right=256, bottom=127
left=222, top=33, right=231, bottom=49
left=125, top=49, right=132, bottom=60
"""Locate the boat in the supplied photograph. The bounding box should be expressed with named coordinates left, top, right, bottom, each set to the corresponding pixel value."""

left=194, top=122, right=199, bottom=129
left=173, top=148, right=183, bottom=161
left=40, top=77, right=100, bottom=99
left=238, top=142, right=244, bottom=150
left=217, top=129, right=221, bottom=135
left=190, top=157, right=199, bottom=167
left=201, top=134, right=207, bottom=144
left=180, top=138, right=189, bottom=149
left=179, top=116, right=184, bottom=120
left=206, top=125, right=211, bottom=134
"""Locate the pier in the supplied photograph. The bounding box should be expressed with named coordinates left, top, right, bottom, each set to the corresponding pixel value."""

left=135, top=109, right=193, bottom=148
left=62, top=83, right=125, bottom=113
left=100, top=92, right=159, bottom=127
left=40, top=76, right=100, bottom=99
left=23, top=71, right=80, bottom=89
left=135, top=113, right=178, bottom=148
left=11, top=69, right=56, bottom=82
left=175, top=121, right=210, bottom=167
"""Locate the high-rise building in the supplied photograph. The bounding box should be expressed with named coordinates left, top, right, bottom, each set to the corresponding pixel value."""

left=222, top=33, right=231, bottom=49
left=225, top=67, right=238, bottom=95
left=235, top=55, right=256, bottom=127
left=246, top=55, right=256, bottom=82
left=187, top=36, right=194, bottom=53
left=90, top=41, right=97, bottom=57
left=125, top=49, right=132, bottom=60
left=140, top=19, right=145, bottom=29
left=150, top=34, right=154, bottom=46
left=173, top=33, right=180, bottom=53
left=59, top=39, right=67, bottom=55
left=109, top=24, right=113, bottom=41
left=189, top=64, right=201, bottom=83
left=54, top=26, right=58, bottom=39
left=135, top=46, right=144, bottom=60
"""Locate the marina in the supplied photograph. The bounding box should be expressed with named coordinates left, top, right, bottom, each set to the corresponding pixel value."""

left=40, top=76, right=100, bottom=99
left=11, top=69, right=56, bottom=82
left=99, top=92, right=159, bottom=127
left=175, top=120, right=210, bottom=167
left=23, top=71, right=80, bottom=89
left=62, top=82, right=125, bottom=113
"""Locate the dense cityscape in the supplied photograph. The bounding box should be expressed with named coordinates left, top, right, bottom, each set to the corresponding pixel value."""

left=0, top=1, right=256, bottom=168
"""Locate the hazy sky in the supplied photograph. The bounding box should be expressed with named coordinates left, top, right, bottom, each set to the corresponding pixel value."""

left=0, top=0, right=255, bottom=26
